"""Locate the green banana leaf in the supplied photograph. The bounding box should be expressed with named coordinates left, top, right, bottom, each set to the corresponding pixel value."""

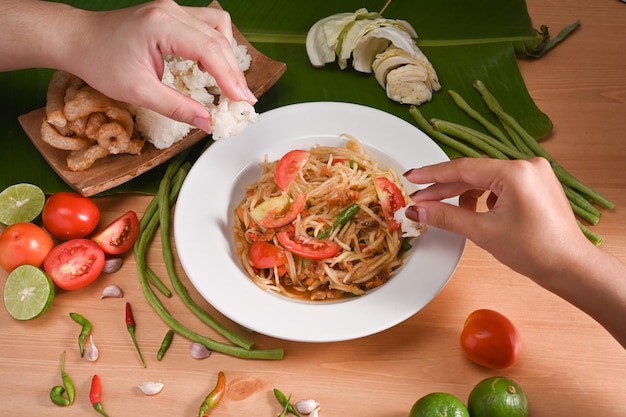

left=0, top=0, right=577, bottom=195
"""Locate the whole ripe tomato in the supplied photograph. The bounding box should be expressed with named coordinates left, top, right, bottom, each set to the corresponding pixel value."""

left=0, top=222, right=54, bottom=272
left=92, top=210, right=139, bottom=255
left=460, top=309, right=522, bottom=369
left=42, top=192, right=100, bottom=240
left=43, top=238, right=105, bottom=290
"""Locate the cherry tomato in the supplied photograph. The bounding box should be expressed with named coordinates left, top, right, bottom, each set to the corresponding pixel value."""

left=249, top=241, right=288, bottom=269
left=92, top=210, right=139, bottom=255
left=374, top=177, right=406, bottom=231
left=43, top=238, right=105, bottom=290
left=276, top=230, right=341, bottom=260
left=460, top=309, right=522, bottom=369
left=275, top=150, right=310, bottom=191
left=42, top=192, right=100, bottom=240
left=249, top=193, right=307, bottom=229
left=0, top=222, right=54, bottom=272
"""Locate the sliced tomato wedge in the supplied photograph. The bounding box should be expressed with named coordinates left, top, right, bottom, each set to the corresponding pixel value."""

left=249, top=241, right=288, bottom=269
left=43, top=238, right=105, bottom=290
left=92, top=210, right=139, bottom=255
left=249, top=193, right=306, bottom=229
left=275, top=150, right=310, bottom=191
left=374, top=177, right=406, bottom=231
left=276, top=231, right=341, bottom=260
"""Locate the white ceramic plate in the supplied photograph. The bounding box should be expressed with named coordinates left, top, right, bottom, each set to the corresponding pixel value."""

left=174, top=102, right=466, bottom=342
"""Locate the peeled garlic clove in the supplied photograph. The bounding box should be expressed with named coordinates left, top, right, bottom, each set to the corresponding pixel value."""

left=190, top=342, right=212, bottom=359
left=137, top=381, right=164, bottom=396
left=295, top=399, right=320, bottom=415
left=85, top=335, right=99, bottom=362
left=100, top=284, right=124, bottom=299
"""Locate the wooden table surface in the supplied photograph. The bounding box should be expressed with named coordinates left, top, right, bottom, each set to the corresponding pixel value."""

left=1, top=0, right=624, bottom=416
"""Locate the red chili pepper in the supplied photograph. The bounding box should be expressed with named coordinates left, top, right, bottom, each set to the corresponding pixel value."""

left=90, top=374, right=110, bottom=417
left=125, top=302, right=147, bottom=368
left=198, top=371, right=226, bottom=417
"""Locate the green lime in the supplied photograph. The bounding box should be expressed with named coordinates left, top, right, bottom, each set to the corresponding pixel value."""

left=3, top=264, right=55, bottom=320
left=0, top=183, right=46, bottom=226
left=409, top=392, right=470, bottom=417
left=467, top=376, right=529, bottom=417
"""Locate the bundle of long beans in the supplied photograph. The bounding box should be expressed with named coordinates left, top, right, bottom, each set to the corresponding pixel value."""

left=133, top=148, right=284, bottom=360
left=409, top=80, right=615, bottom=245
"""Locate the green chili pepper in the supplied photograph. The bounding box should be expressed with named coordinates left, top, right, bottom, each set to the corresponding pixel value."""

left=157, top=329, right=175, bottom=361
left=273, top=388, right=301, bottom=417
left=69, top=312, right=92, bottom=358
left=317, top=202, right=360, bottom=239
left=50, top=351, right=75, bottom=406
left=198, top=371, right=226, bottom=417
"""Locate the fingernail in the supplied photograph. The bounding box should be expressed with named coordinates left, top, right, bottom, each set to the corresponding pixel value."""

left=405, top=205, right=426, bottom=223
left=402, top=168, right=416, bottom=177
left=409, top=189, right=421, bottom=199
left=193, top=117, right=211, bottom=133
left=239, top=85, right=257, bottom=104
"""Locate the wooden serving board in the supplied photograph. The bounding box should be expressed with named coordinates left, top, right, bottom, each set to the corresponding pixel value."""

left=18, top=1, right=286, bottom=197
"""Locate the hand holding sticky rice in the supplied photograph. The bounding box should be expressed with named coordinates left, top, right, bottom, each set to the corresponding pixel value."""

left=2, top=0, right=256, bottom=133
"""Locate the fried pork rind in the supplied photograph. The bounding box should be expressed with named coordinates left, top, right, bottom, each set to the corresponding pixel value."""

left=42, top=71, right=144, bottom=171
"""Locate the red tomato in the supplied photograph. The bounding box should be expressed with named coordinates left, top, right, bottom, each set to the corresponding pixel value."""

left=43, top=238, right=105, bottom=290
left=374, top=177, right=406, bottom=231
left=42, top=192, right=100, bottom=240
left=250, top=193, right=307, bottom=229
left=92, top=210, right=139, bottom=255
left=276, top=230, right=341, bottom=260
left=460, top=309, right=522, bottom=369
left=249, top=241, right=288, bottom=269
left=275, top=150, right=310, bottom=191
left=0, top=222, right=54, bottom=272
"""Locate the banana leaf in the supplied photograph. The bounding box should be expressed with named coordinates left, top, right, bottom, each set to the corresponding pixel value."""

left=0, top=0, right=578, bottom=195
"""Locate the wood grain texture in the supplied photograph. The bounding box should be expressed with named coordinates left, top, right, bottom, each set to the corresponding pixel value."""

left=1, top=0, right=625, bottom=416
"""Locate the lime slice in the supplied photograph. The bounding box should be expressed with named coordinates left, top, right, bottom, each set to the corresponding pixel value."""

left=3, top=264, right=55, bottom=320
left=0, top=183, right=46, bottom=226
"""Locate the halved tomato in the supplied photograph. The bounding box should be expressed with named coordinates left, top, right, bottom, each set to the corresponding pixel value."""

left=92, top=210, right=139, bottom=255
left=276, top=231, right=341, bottom=260
left=249, top=241, right=288, bottom=269
left=43, top=238, right=105, bottom=290
left=275, top=150, right=310, bottom=191
left=250, top=193, right=306, bottom=229
left=374, top=177, right=406, bottom=231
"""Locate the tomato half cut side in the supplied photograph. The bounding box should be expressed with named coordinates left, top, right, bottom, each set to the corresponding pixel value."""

left=276, top=231, right=341, bottom=260
left=249, top=193, right=306, bottom=229
left=43, top=238, right=105, bottom=290
left=374, top=177, right=406, bottom=231
left=275, top=150, right=310, bottom=191
left=249, top=241, right=288, bottom=269
left=92, top=210, right=140, bottom=255
left=460, top=309, right=522, bottom=369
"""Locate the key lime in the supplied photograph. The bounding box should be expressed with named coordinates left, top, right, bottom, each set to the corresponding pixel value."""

left=0, top=183, right=46, bottom=226
left=409, top=392, right=469, bottom=417
left=467, top=376, right=528, bottom=417
left=3, top=264, right=55, bottom=320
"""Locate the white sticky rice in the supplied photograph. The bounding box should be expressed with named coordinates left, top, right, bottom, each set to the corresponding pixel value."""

left=132, top=42, right=257, bottom=149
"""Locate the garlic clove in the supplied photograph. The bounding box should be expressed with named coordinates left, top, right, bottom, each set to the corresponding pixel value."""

left=100, top=284, right=124, bottom=299
left=189, top=342, right=212, bottom=359
left=102, top=257, right=123, bottom=274
left=85, top=335, right=99, bottom=362
left=309, top=408, right=320, bottom=417
left=295, top=399, right=320, bottom=415
left=137, top=381, right=164, bottom=396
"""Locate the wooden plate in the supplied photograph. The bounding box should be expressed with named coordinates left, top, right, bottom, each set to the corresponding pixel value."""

left=18, top=1, right=286, bottom=197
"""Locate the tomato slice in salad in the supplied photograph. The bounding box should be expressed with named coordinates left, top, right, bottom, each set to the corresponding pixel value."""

left=249, top=241, right=288, bottom=269
left=249, top=193, right=306, bottom=229
left=92, top=210, right=139, bottom=255
left=275, top=150, right=310, bottom=191
left=43, top=238, right=105, bottom=290
left=276, top=231, right=341, bottom=260
left=374, top=177, right=406, bottom=231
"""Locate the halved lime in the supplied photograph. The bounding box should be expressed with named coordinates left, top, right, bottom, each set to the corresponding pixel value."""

left=409, top=392, right=470, bottom=417
left=3, top=264, right=55, bottom=320
left=0, top=183, right=46, bottom=226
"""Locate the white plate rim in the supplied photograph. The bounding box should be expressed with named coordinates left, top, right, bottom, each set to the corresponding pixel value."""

left=174, top=102, right=466, bottom=342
